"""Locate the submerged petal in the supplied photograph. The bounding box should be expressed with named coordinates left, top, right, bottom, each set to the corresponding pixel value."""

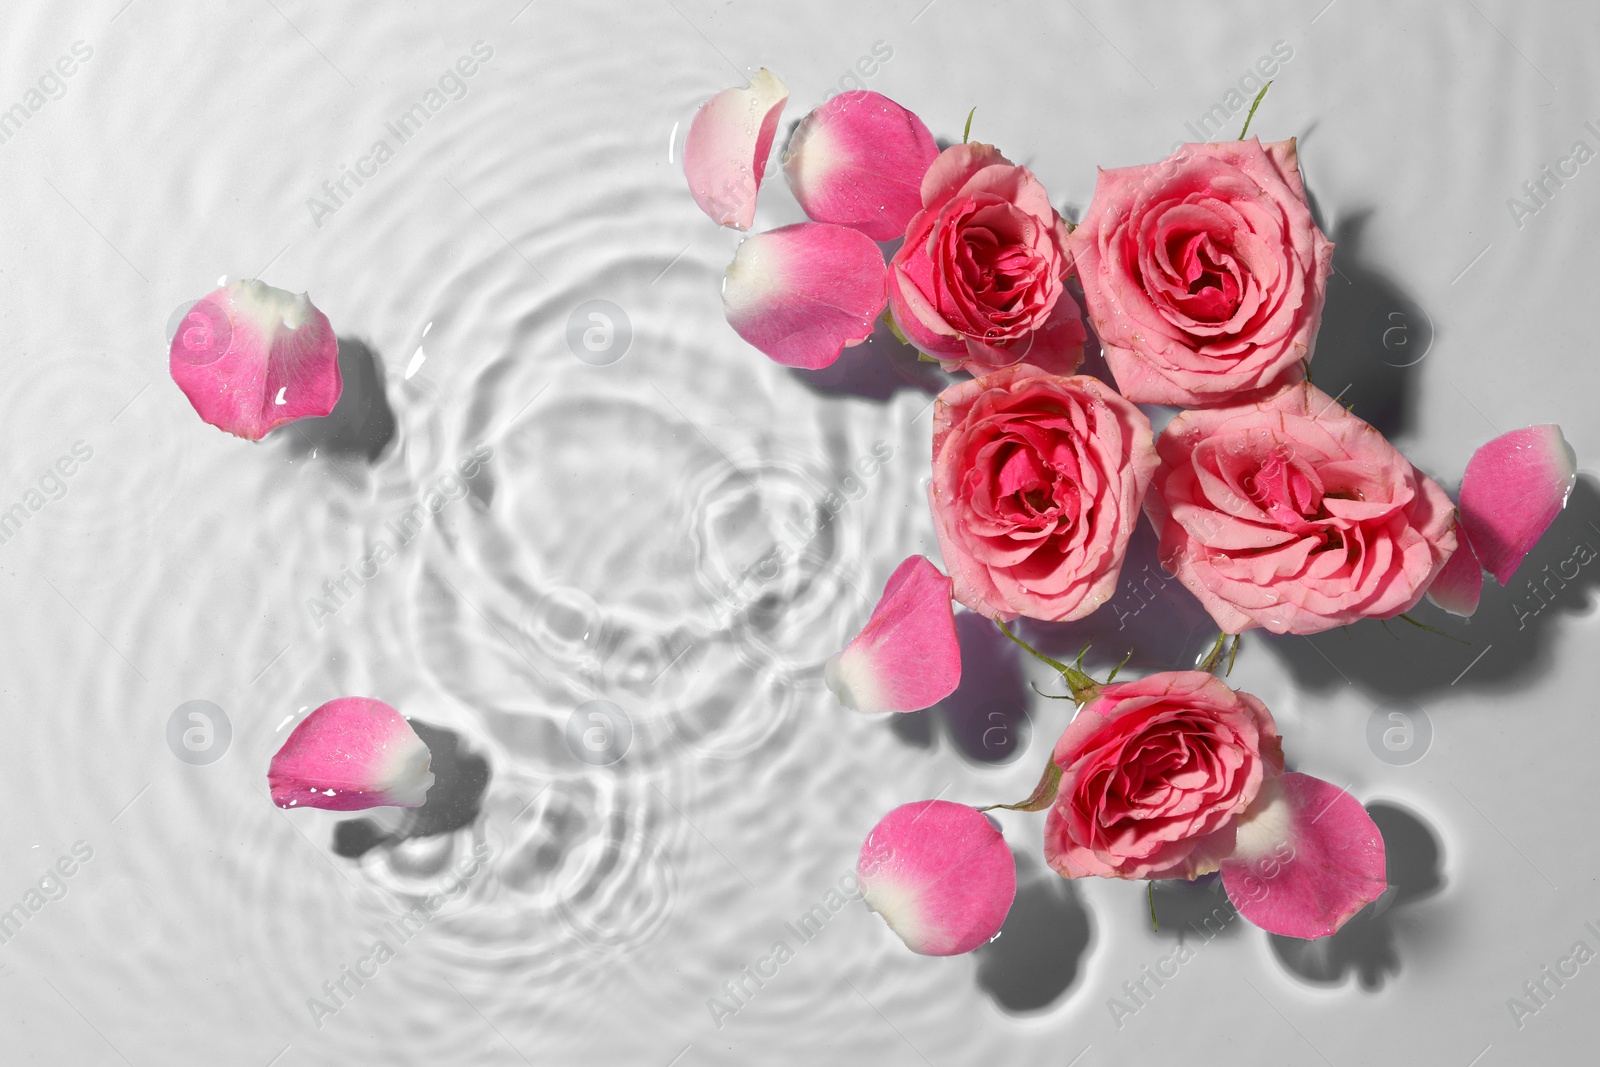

left=782, top=90, right=938, bottom=240
left=169, top=279, right=342, bottom=440
left=722, top=222, right=886, bottom=368
left=1458, top=425, right=1577, bottom=585
left=1219, top=773, right=1386, bottom=939
left=858, top=800, right=1016, bottom=956
left=268, top=697, right=435, bottom=811
left=683, top=68, right=788, bottom=230
left=826, top=555, right=960, bottom=712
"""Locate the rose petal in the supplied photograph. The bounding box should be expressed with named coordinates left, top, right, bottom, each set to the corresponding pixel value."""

left=169, top=279, right=342, bottom=441
left=1426, top=530, right=1483, bottom=617
left=782, top=91, right=938, bottom=240
left=1219, top=773, right=1386, bottom=939
left=1458, top=425, right=1577, bottom=585
left=826, top=555, right=960, bottom=713
left=683, top=68, right=788, bottom=230
left=268, top=697, right=435, bottom=811
left=858, top=800, right=1016, bottom=956
left=722, top=222, right=886, bottom=368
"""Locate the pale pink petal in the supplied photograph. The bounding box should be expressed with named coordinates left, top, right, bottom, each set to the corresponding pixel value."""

left=1426, top=530, right=1483, bottom=617
left=858, top=800, right=1016, bottom=956
left=782, top=91, right=938, bottom=240
left=1220, top=773, right=1386, bottom=939
left=722, top=222, right=886, bottom=368
left=268, top=697, right=435, bottom=811
left=1458, top=425, right=1577, bottom=585
left=826, top=555, right=960, bottom=712
left=170, top=279, right=342, bottom=441
left=683, top=68, right=788, bottom=230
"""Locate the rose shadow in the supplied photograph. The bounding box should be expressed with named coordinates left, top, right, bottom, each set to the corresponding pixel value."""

left=274, top=337, right=398, bottom=467
left=1259, top=474, right=1600, bottom=701
left=788, top=312, right=950, bottom=402
left=331, top=721, right=490, bottom=859
left=1300, top=206, right=1431, bottom=440
left=1269, top=802, right=1446, bottom=990
left=1009, top=519, right=1222, bottom=682
left=974, top=852, right=1094, bottom=1013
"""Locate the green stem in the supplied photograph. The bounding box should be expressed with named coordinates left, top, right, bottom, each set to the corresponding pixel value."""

left=963, top=107, right=976, bottom=144
left=1196, top=631, right=1228, bottom=674
left=1397, top=612, right=1471, bottom=645
left=1148, top=881, right=1159, bottom=932
left=997, top=619, right=1100, bottom=702
left=1237, top=81, right=1272, bottom=139
left=980, top=759, right=1063, bottom=813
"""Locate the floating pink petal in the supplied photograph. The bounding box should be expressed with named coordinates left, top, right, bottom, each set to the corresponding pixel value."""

left=1426, top=530, right=1483, bottom=617
left=268, top=697, right=435, bottom=811
left=1220, top=773, right=1386, bottom=939
left=858, top=800, right=1016, bottom=956
left=782, top=91, right=938, bottom=241
left=826, top=555, right=960, bottom=712
left=683, top=68, right=788, bottom=230
left=1458, top=425, right=1577, bottom=585
left=169, top=279, right=342, bottom=441
left=722, top=222, right=887, bottom=368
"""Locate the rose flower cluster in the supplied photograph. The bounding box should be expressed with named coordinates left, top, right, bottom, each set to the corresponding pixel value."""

left=684, top=73, right=1576, bottom=952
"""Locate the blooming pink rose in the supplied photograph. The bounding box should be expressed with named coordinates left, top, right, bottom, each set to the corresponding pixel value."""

left=889, top=143, right=1086, bottom=376
left=1044, top=671, right=1283, bottom=880
left=1146, top=381, right=1457, bottom=635
left=1069, top=138, right=1334, bottom=407
left=930, top=364, right=1155, bottom=621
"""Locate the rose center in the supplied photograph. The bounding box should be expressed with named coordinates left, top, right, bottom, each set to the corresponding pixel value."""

left=1170, top=231, right=1242, bottom=323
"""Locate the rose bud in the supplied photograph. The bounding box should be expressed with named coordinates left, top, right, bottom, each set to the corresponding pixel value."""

left=888, top=143, right=1086, bottom=376
left=1145, top=381, right=1457, bottom=635
left=268, top=697, right=435, bottom=811
left=169, top=279, right=342, bottom=440
left=930, top=365, right=1156, bottom=622
left=858, top=800, right=1016, bottom=956
left=1069, top=138, right=1334, bottom=407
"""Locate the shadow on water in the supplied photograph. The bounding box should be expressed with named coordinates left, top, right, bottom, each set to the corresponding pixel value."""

left=975, top=853, right=1094, bottom=1013
left=1261, top=474, right=1600, bottom=701
left=938, top=611, right=1032, bottom=765
left=788, top=315, right=950, bottom=402
left=277, top=337, right=398, bottom=465
left=1303, top=207, right=1433, bottom=440
left=1010, top=519, right=1222, bottom=681
left=1269, top=802, right=1446, bottom=990
left=1153, top=875, right=1245, bottom=944
left=332, top=720, right=490, bottom=859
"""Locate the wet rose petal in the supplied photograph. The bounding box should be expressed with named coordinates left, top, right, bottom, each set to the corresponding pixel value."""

left=1426, top=531, right=1483, bottom=617
left=721, top=222, right=886, bottom=368
left=782, top=90, right=938, bottom=240
left=683, top=68, right=788, bottom=230
left=826, top=555, right=960, bottom=713
left=169, top=279, right=342, bottom=441
left=858, top=800, right=1016, bottom=956
left=268, top=697, right=435, bottom=811
left=1219, top=773, right=1387, bottom=939
left=1458, top=424, right=1577, bottom=585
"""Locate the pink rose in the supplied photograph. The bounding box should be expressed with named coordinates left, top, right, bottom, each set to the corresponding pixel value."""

left=1069, top=138, right=1334, bottom=407
left=889, top=143, right=1086, bottom=376
left=930, top=364, right=1156, bottom=621
left=1044, top=671, right=1283, bottom=880
left=1146, top=381, right=1457, bottom=635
